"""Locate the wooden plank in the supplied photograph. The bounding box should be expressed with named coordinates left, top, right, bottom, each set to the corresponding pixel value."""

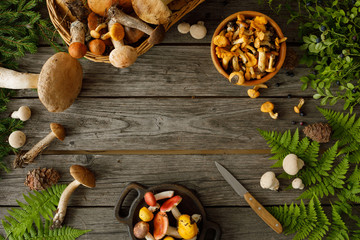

left=15, top=46, right=309, bottom=98
left=1, top=98, right=342, bottom=151
left=0, top=154, right=333, bottom=207
left=0, top=207, right=292, bottom=239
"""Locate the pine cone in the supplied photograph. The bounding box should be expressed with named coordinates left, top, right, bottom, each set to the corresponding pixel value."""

left=25, top=168, right=61, bottom=191
left=283, top=48, right=298, bottom=70
left=303, top=123, right=332, bottom=143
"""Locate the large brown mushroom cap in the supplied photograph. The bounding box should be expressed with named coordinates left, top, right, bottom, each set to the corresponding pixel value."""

left=131, top=0, right=172, bottom=25
left=38, top=52, right=83, bottom=112
left=70, top=165, right=96, bottom=188
left=50, top=123, right=66, bottom=141
left=87, top=0, right=113, bottom=17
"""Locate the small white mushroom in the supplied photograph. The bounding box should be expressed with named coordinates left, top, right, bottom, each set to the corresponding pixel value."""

left=292, top=178, right=304, bottom=190
left=177, top=22, right=190, bottom=34
left=8, top=131, right=26, bottom=149
left=283, top=154, right=305, bottom=175
left=11, top=106, right=31, bottom=121
left=189, top=21, right=207, bottom=39
left=260, top=171, right=279, bottom=191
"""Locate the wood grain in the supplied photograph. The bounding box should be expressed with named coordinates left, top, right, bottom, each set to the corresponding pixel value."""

left=15, top=46, right=309, bottom=98
left=0, top=154, right=336, bottom=207
left=2, top=98, right=343, bottom=151
left=0, top=207, right=293, bottom=239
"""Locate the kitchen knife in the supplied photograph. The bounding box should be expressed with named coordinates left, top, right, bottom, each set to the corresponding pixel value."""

left=215, top=161, right=283, bottom=234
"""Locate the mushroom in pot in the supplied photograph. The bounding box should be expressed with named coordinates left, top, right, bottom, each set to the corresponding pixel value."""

left=134, top=221, right=155, bottom=240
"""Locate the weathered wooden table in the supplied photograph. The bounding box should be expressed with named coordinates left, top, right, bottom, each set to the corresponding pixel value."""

left=0, top=0, right=355, bottom=239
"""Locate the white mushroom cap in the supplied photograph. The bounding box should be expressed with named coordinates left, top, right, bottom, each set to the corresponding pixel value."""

left=260, top=171, right=279, bottom=191
left=8, top=131, right=26, bottom=148
left=292, top=178, right=304, bottom=190
left=189, top=21, right=207, bottom=39
left=283, top=154, right=305, bottom=175
left=11, top=106, right=31, bottom=121
left=177, top=22, right=190, bottom=34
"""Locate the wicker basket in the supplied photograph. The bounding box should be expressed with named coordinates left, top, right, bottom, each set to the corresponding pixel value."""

left=47, top=0, right=205, bottom=64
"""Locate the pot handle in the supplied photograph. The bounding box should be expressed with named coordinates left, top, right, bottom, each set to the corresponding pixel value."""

left=204, top=220, right=221, bottom=240
left=114, top=182, right=145, bottom=226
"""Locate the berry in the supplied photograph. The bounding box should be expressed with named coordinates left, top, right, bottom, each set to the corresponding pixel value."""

left=300, top=121, right=305, bottom=126
left=275, top=83, right=280, bottom=87
left=316, top=37, right=321, bottom=43
left=320, top=26, right=326, bottom=32
left=336, top=80, right=341, bottom=85
left=291, top=121, right=297, bottom=125
left=353, top=89, right=358, bottom=93
left=353, top=35, right=357, bottom=41
left=300, top=112, right=306, bottom=116
left=306, top=2, right=311, bottom=6
left=288, top=94, right=292, bottom=99
left=340, top=53, right=345, bottom=58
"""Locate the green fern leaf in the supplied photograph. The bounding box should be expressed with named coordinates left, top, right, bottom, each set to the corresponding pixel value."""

left=327, top=205, right=350, bottom=240
left=2, top=184, right=67, bottom=237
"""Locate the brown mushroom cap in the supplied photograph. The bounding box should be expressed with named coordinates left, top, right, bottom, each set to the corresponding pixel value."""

left=68, top=42, right=87, bottom=59
left=87, top=12, right=100, bottom=31
left=87, top=0, right=112, bottom=17
left=131, top=0, right=172, bottom=25
left=88, top=39, right=106, bottom=55
left=50, top=123, right=66, bottom=141
left=261, top=101, right=274, bottom=113
left=38, top=52, right=83, bottom=112
left=110, top=23, right=125, bottom=41
left=133, top=221, right=150, bottom=239
left=109, top=45, right=137, bottom=68
left=70, top=165, right=96, bottom=188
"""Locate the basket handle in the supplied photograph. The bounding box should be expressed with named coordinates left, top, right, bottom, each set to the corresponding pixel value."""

left=114, top=182, right=145, bottom=226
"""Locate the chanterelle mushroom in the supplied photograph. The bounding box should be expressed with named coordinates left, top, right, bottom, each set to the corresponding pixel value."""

left=108, top=6, right=165, bottom=45
left=283, top=154, right=304, bottom=175
left=13, top=123, right=65, bottom=168
left=11, top=106, right=31, bottom=121
left=247, top=84, right=268, bottom=98
left=8, top=131, right=26, bottom=149
left=260, top=101, right=278, bottom=119
left=51, top=165, right=95, bottom=229
left=260, top=171, right=279, bottom=191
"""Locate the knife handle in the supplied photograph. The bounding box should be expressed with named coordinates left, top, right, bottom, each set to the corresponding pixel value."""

left=244, top=192, right=283, bottom=234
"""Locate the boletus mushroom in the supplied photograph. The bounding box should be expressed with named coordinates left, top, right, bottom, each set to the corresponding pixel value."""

left=13, top=123, right=65, bottom=168
left=68, top=20, right=87, bottom=59
left=108, top=6, right=165, bottom=45
left=87, top=0, right=132, bottom=16
left=51, top=165, right=96, bottom=229
left=107, top=20, right=138, bottom=68
left=133, top=221, right=155, bottom=240
left=131, top=0, right=174, bottom=25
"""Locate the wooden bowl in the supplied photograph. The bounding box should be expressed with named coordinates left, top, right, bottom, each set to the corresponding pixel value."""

left=115, top=182, right=221, bottom=240
left=210, top=11, right=287, bottom=86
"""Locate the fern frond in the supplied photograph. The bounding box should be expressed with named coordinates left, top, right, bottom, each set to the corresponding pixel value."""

left=338, top=165, right=360, bottom=204
left=4, top=219, right=90, bottom=240
left=268, top=196, right=329, bottom=240
left=299, top=156, right=349, bottom=199
left=2, top=184, right=67, bottom=237
left=327, top=205, right=349, bottom=240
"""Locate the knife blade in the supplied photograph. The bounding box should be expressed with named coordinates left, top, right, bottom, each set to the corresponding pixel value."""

left=215, top=161, right=283, bottom=234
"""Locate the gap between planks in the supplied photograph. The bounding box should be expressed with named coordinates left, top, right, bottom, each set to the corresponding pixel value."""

left=40, top=149, right=272, bottom=155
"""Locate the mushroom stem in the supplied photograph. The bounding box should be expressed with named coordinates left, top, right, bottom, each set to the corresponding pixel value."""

left=70, top=20, right=85, bottom=43
left=108, top=6, right=165, bottom=45
left=51, top=179, right=81, bottom=229
left=294, top=98, right=305, bottom=114
left=19, top=132, right=56, bottom=164
left=258, top=48, right=266, bottom=72
left=171, top=207, right=181, bottom=220
left=167, top=226, right=181, bottom=238
left=0, top=67, right=38, bottom=89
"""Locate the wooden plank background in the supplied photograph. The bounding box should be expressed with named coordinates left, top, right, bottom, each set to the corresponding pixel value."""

left=0, top=0, right=359, bottom=239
